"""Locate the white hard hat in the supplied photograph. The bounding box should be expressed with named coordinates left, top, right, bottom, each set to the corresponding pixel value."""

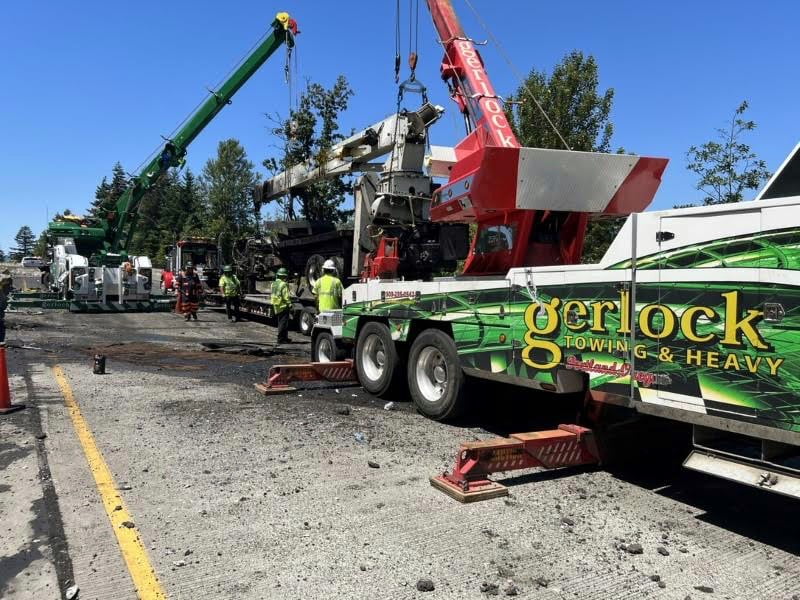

left=322, top=259, right=337, bottom=271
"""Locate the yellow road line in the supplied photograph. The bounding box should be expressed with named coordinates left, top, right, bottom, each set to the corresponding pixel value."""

left=53, top=365, right=167, bottom=600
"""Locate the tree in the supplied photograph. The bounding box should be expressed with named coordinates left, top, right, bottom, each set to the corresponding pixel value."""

left=507, top=51, right=619, bottom=263
left=508, top=51, right=613, bottom=153
left=90, top=162, right=129, bottom=219
left=129, top=170, right=178, bottom=262
left=686, top=101, right=770, bottom=205
left=202, top=139, right=260, bottom=258
left=263, top=76, right=354, bottom=221
left=177, top=170, right=207, bottom=237
left=152, top=169, right=208, bottom=264
left=10, top=226, right=36, bottom=260
left=0, top=247, right=6, bottom=263
left=32, top=231, right=48, bottom=258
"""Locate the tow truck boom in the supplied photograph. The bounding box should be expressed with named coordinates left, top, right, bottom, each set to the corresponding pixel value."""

left=48, top=12, right=298, bottom=267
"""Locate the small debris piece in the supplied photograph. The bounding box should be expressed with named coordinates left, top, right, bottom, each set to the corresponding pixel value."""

left=480, top=582, right=500, bottom=595
left=383, top=401, right=395, bottom=411
left=535, top=576, right=549, bottom=588
left=359, top=564, right=367, bottom=572
left=336, top=405, right=351, bottom=416
left=416, top=578, right=435, bottom=592
left=504, top=583, right=519, bottom=596
left=658, top=581, right=667, bottom=589
left=625, top=543, right=644, bottom=555
left=184, top=549, right=193, bottom=556
left=561, top=517, right=576, bottom=527
left=119, top=484, right=133, bottom=491
left=113, top=505, right=122, bottom=512
left=694, top=585, right=714, bottom=593
left=173, top=560, right=186, bottom=567
left=657, top=546, right=670, bottom=556
left=121, top=521, right=135, bottom=529
left=354, top=432, right=367, bottom=443
left=65, top=584, right=79, bottom=600
left=650, top=574, right=661, bottom=582
left=367, top=461, right=380, bottom=469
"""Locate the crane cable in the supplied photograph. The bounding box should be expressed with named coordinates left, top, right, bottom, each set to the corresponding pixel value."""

left=461, top=0, right=572, bottom=151
left=394, top=0, right=402, bottom=83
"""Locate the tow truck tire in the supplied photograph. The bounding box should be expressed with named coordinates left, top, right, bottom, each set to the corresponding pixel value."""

left=332, top=256, right=345, bottom=278
left=407, top=329, right=466, bottom=421
left=305, top=254, right=325, bottom=288
left=313, top=331, right=343, bottom=362
left=298, top=306, right=316, bottom=336
left=355, top=321, right=399, bottom=397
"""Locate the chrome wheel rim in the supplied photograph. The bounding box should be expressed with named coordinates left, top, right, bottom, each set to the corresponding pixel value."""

left=318, top=337, right=334, bottom=363
left=415, top=346, right=447, bottom=403
left=361, top=333, right=386, bottom=382
left=301, top=311, right=313, bottom=333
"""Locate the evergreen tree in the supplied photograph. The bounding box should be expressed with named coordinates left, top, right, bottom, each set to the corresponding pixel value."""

left=0, top=247, right=6, bottom=263
left=129, top=170, right=178, bottom=264
left=10, top=226, right=36, bottom=260
left=178, top=170, right=207, bottom=237
left=263, top=76, right=354, bottom=221
left=507, top=51, right=621, bottom=264
left=147, top=169, right=208, bottom=264
left=202, top=139, right=260, bottom=258
left=89, top=162, right=128, bottom=219
left=32, top=231, right=48, bottom=258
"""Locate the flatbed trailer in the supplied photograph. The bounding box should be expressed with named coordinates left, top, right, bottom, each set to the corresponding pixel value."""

left=204, top=291, right=317, bottom=335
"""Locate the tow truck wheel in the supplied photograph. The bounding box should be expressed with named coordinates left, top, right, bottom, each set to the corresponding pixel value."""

left=313, top=331, right=342, bottom=363
left=407, top=329, right=466, bottom=421
left=298, top=306, right=316, bottom=336
left=305, top=254, right=325, bottom=288
left=355, top=321, right=399, bottom=397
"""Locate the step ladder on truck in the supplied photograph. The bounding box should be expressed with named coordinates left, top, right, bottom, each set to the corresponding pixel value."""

left=262, top=0, right=800, bottom=502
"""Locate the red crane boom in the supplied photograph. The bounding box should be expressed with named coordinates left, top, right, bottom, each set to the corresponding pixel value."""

left=424, top=0, right=667, bottom=275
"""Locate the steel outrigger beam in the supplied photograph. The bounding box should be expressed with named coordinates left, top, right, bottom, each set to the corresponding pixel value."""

left=431, top=424, right=601, bottom=502
left=254, top=360, right=356, bottom=395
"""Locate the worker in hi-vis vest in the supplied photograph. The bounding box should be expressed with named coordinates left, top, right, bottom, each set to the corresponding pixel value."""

left=313, top=259, right=343, bottom=311
left=219, top=265, right=241, bottom=322
left=271, top=267, right=292, bottom=344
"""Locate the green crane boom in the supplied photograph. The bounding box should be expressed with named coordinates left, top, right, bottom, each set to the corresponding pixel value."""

left=48, top=12, right=297, bottom=266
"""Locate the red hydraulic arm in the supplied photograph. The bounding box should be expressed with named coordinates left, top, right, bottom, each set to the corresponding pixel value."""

left=423, top=0, right=667, bottom=274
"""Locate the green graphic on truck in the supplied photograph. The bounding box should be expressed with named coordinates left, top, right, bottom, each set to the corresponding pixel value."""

left=342, top=227, right=800, bottom=433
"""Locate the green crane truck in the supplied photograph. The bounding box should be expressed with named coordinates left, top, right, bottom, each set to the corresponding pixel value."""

left=46, top=12, right=297, bottom=311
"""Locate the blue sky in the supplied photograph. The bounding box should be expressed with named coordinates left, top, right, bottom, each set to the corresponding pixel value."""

left=1, top=1, right=798, bottom=254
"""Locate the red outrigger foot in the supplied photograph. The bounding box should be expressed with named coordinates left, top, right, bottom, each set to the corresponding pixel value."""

left=431, top=424, right=601, bottom=503
left=254, top=360, right=356, bottom=395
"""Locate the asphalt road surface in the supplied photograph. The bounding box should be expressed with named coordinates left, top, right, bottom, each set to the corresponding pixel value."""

left=1, top=305, right=799, bottom=599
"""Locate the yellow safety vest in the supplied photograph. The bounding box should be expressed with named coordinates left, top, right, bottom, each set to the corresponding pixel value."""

left=271, top=278, right=291, bottom=314
left=219, top=274, right=240, bottom=297
left=313, top=274, right=343, bottom=311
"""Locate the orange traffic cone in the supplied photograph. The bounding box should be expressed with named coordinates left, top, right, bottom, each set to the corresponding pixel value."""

left=0, top=343, right=25, bottom=415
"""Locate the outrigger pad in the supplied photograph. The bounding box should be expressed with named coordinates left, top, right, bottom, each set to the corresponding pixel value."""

left=429, top=475, right=508, bottom=503
left=254, top=383, right=297, bottom=395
